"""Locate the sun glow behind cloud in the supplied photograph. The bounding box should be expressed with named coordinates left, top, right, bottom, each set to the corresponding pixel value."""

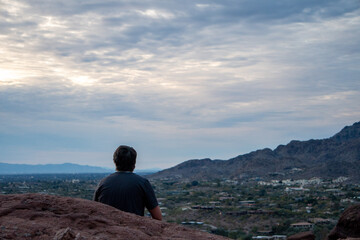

left=136, top=9, right=175, bottom=19
left=69, top=76, right=97, bottom=86
left=0, top=69, right=23, bottom=82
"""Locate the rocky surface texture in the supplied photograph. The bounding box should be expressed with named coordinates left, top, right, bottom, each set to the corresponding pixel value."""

left=150, top=122, right=360, bottom=181
left=0, top=193, right=228, bottom=240
left=327, top=204, right=360, bottom=240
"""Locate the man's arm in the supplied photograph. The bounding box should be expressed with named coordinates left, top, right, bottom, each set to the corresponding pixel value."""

left=148, top=206, right=162, bottom=221
left=93, top=185, right=100, bottom=201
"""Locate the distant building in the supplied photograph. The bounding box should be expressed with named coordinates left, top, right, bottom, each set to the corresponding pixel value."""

left=325, top=189, right=345, bottom=196
left=239, top=200, right=255, bottom=206
left=285, top=187, right=309, bottom=192
left=226, top=210, right=274, bottom=216
left=273, top=235, right=287, bottom=240
left=252, top=236, right=273, bottom=240
left=181, top=221, right=204, bottom=225
left=291, top=222, right=313, bottom=230
left=308, top=218, right=333, bottom=224
left=332, top=176, right=348, bottom=183
left=340, top=198, right=355, bottom=203
left=252, top=235, right=286, bottom=240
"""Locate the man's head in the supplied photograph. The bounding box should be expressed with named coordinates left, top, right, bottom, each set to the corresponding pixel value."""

left=113, top=145, right=137, bottom=172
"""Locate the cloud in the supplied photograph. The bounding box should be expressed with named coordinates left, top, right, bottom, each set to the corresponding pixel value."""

left=0, top=0, right=359, bottom=168
left=136, top=9, right=175, bottom=19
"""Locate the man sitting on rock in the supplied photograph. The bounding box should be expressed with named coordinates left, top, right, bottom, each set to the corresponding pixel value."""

left=93, top=145, right=162, bottom=220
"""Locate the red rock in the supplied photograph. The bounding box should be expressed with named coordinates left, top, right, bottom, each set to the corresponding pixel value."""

left=0, top=193, right=228, bottom=240
left=327, top=204, right=360, bottom=240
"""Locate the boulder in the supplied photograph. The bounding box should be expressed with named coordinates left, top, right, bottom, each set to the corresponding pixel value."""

left=0, top=193, right=228, bottom=239
left=327, top=204, right=360, bottom=240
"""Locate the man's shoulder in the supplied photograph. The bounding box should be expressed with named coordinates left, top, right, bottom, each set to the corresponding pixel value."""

left=130, top=172, right=150, bottom=183
left=101, top=172, right=118, bottom=180
left=102, top=172, right=149, bottom=182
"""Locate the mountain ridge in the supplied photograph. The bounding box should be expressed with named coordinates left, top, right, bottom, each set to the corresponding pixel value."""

left=150, top=121, right=360, bottom=181
left=0, top=162, right=162, bottom=175
left=0, top=162, right=112, bottom=174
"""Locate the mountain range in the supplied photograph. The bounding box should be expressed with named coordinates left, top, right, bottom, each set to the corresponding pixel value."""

left=0, top=163, right=112, bottom=174
left=0, top=162, right=162, bottom=175
left=2, top=122, right=359, bottom=179
left=149, top=121, right=360, bottom=181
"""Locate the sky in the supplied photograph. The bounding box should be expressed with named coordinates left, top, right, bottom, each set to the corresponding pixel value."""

left=1, top=0, right=359, bottom=170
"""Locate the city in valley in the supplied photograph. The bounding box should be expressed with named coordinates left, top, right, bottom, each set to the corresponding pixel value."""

left=1, top=173, right=359, bottom=240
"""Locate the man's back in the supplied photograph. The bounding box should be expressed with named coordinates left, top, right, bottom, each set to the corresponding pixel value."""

left=93, top=172, right=158, bottom=216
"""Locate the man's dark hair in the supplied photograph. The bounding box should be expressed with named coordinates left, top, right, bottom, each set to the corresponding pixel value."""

left=113, top=145, right=137, bottom=171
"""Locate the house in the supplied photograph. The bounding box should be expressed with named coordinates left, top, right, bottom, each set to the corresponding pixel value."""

left=239, top=200, right=256, bottom=206
left=285, top=187, right=309, bottom=192
left=252, top=235, right=286, bottom=240
left=290, top=222, right=313, bottom=230
left=309, top=218, right=331, bottom=224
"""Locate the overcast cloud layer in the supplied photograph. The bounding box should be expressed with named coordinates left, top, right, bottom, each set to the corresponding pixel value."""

left=1, top=0, right=360, bottom=169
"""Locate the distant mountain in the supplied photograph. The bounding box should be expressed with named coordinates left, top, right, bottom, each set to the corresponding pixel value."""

left=150, top=121, right=360, bottom=181
left=0, top=163, right=112, bottom=174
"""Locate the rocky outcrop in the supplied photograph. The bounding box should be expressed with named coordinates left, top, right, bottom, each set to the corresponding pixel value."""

left=0, top=193, right=228, bottom=239
left=327, top=204, right=360, bottom=240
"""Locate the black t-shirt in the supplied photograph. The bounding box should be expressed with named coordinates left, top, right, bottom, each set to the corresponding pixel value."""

left=93, top=172, right=158, bottom=216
